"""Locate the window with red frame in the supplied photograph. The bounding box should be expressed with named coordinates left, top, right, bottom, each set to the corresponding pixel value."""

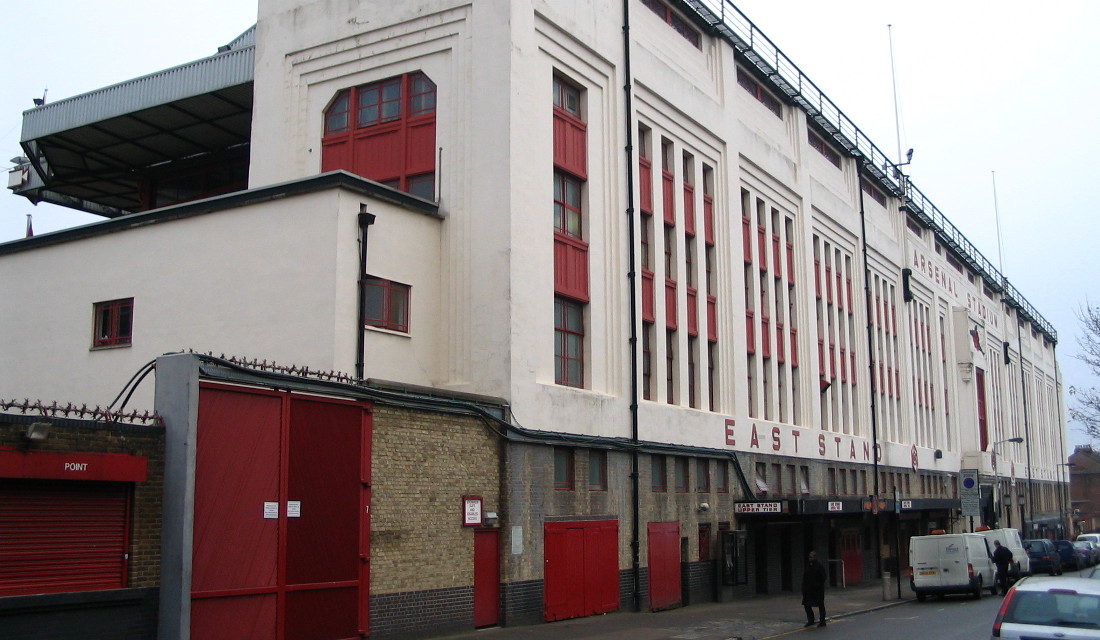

left=554, top=448, right=575, bottom=490
left=651, top=456, right=667, bottom=492
left=674, top=457, right=690, bottom=492
left=588, top=450, right=607, bottom=491
left=695, top=458, right=710, bottom=492
left=555, top=297, right=584, bottom=387
left=640, top=0, right=701, bottom=48
left=92, top=298, right=133, bottom=348
left=322, top=72, right=436, bottom=199
left=736, top=67, right=782, bottom=118
left=364, top=277, right=410, bottom=332
left=554, top=173, right=583, bottom=238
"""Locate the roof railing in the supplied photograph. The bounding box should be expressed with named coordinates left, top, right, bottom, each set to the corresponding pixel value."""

left=679, top=0, right=1056, bottom=343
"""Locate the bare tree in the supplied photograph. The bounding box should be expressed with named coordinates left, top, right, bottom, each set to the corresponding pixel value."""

left=1070, top=302, right=1100, bottom=440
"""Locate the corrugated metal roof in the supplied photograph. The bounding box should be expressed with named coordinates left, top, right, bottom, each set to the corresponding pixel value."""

left=20, top=26, right=256, bottom=141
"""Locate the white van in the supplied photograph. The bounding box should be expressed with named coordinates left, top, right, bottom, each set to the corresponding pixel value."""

left=909, top=532, right=997, bottom=601
left=975, top=527, right=1030, bottom=579
left=1078, top=533, right=1100, bottom=545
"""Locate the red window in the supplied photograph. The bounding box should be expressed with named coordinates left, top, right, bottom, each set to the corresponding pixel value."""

left=588, top=451, right=607, bottom=491
left=666, top=330, right=676, bottom=403
left=92, top=298, right=134, bottom=348
left=808, top=131, right=841, bottom=167
left=554, top=448, right=575, bottom=490
left=642, top=324, right=654, bottom=400
left=322, top=72, right=436, bottom=199
left=695, top=459, right=710, bottom=492
left=364, top=277, right=410, bottom=332
left=674, top=457, right=690, bottom=492
left=554, top=173, right=583, bottom=238
left=652, top=456, right=667, bottom=492
left=555, top=297, right=585, bottom=387
left=716, top=460, right=729, bottom=493
left=737, top=68, right=782, bottom=118
left=640, top=0, right=701, bottom=47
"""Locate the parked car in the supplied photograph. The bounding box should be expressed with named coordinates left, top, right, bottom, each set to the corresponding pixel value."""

left=1084, top=541, right=1100, bottom=566
left=976, top=527, right=1031, bottom=579
left=1056, top=540, right=1086, bottom=571
left=1078, top=533, right=1100, bottom=546
left=1075, top=542, right=1097, bottom=567
left=1024, top=539, right=1063, bottom=576
left=910, top=532, right=997, bottom=601
left=991, top=576, right=1100, bottom=638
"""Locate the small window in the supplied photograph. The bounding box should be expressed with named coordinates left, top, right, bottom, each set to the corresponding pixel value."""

left=651, top=456, right=667, bottom=492
left=588, top=450, right=607, bottom=491
left=716, top=460, right=729, bottom=493
left=553, top=76, right=581, bottom=118
left=808, top=131, right=841, bottom=168
left=554, top=172, right=583, bottom=239
left=675, top=457, right=690, bottom=493
left=640, top=0, right=701, bottom=48
left=364, top=277, right=410, bottom=332
left=737, top=68, right=782, bottom=118
left=555, top=297, right=585, bottom=387
left=696, top=459, right=710, bottom=493
left=92, top=298, right=133, bottom=348
left=554, top=448, right=575, bottom=490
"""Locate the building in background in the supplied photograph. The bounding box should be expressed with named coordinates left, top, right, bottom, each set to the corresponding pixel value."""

left=1, top=1, right=1067, bottom=638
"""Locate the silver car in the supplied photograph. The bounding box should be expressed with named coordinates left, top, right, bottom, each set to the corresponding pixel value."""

left=992, top=576, right=1100, bottom=638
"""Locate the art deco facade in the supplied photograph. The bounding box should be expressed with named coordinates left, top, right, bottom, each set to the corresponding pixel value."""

left=1, top=1, right=1067, bottom=637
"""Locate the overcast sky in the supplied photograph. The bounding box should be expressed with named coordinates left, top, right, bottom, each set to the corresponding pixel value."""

left=3, top=1, right=1098, bottom=448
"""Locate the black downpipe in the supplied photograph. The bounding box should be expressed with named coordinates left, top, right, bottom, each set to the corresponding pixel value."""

left=621, top=0, right=642, bottom=613
left=356, top=208, right=377, bottom=380
left=856, top=167, right=882, bottom=580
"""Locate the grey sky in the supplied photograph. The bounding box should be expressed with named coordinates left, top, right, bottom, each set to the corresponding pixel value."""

left=4, top=1, right=1097, bottom=447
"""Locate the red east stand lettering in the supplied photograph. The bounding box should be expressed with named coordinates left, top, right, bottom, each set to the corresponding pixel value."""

left=724, top=422, right=882, bottom=462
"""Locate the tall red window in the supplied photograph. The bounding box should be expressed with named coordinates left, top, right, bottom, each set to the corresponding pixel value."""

left=555, top=297, right=585, bottom=387
left=554, top=448, right=575, bottom=490
left=322, top=72, right=436, bottom=199
left=92, top=297, right=134, bottom=348
left=364, top=277, right=410, bottom=332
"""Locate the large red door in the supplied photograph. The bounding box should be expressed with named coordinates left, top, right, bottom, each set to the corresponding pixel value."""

left=544, top=520, right=619, bottom=622
left=191, top=384, right=371, bottom=640
left=840, top=529, right=863, bottom=586
left=474, top=529, right=500, bottom=628
left=647, top=522, right=681, bottom=611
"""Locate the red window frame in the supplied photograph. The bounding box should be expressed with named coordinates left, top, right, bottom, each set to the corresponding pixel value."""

left=364, top=277, right=410, bottom=332
left=640, top=0, right=701, bottom=48
left=322, top=72, right=436, bottom=199
left=92, top=298, right=134, bottom=348
left=674, top=457, right=690, bottom=493
left=651, top=456, right=667, bottom=492
left=554, top=172, right=583, bottom=239
left=588, top=450, right=607, bottom=491
left=695, top=459, right=710, bottom=492
left=736, top=68, right=782, bottom=118
left=555, top=297, right=585, bottom=388
left=554, top=448, right=575, bottom=490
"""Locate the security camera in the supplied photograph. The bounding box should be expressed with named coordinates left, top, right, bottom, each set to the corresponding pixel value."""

left=698, top=502, right=710, bottom=512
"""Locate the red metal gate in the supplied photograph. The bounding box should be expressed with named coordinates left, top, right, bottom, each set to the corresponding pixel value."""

left=474, top=528, right=500, bottom=628
left=647, top=522, right=681, bottom=611
left=191, top=384, right=371, bottom=640
left=543, top=520, right=619, bottom=621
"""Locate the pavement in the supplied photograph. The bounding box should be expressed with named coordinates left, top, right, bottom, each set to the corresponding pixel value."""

left=441, top=577, right=915, bottom=640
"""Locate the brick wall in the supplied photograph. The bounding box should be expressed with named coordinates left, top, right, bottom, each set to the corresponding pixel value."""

left=0, top=415, right=164, bottom=589
left=368, top=405, right=501, bottom=637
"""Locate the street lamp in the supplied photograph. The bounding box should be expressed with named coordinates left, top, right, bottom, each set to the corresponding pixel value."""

left=993, top=437, right=1024, bottom=528
left=1058, top=462, right=1077, bottom=538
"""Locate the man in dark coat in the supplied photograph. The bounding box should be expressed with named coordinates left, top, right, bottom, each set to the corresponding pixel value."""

left=992, top=540, right=1014, bottom=595
left=801, top=550, right=827, bottom=627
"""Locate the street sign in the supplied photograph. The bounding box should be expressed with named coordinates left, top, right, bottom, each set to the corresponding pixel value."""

left=960, top=469, right=981, bottom=517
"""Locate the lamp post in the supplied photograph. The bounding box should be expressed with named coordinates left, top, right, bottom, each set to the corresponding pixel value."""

left=993, top=437, right=1024, bottom=528
left=1058, top=462, right=1077, bottom=538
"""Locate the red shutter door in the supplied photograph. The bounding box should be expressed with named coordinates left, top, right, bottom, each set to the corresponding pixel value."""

left=647, top=522, right=681, bottom=611
left=544, top=521, right=619, bottom=622
left=0, top=480, right=130, bottom=597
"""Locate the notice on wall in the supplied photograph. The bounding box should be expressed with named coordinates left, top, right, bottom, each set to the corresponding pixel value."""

left=287, top=501, right=301, bottom=518
left=263, top=502, right=278, bottom=519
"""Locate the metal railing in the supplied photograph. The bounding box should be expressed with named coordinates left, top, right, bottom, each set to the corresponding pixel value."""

left=679, top=0, right=1056, bottom=343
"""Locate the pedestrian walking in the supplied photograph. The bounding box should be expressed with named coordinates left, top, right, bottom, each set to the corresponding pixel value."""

left=992, top=540, right=1014, bottom=595
left=801, top=550, right=827, bottom=627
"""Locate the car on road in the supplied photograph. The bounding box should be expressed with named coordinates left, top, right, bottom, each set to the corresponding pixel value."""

left=1025, top=539, right=1063, bottom=576
left=1056, top=540, right=1087, bottom=572
left=1076, top=542, right=1097, bottom=568
left=976, top=527, right=1031, bottom=579
left=991, top=576, right=1100, bottom=638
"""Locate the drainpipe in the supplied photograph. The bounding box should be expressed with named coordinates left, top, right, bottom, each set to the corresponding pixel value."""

left=356, top=206, right=377, bottom=380
left=856, top=166, right=882, bottom=580
left=621, top=0, right=642, bottom=613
